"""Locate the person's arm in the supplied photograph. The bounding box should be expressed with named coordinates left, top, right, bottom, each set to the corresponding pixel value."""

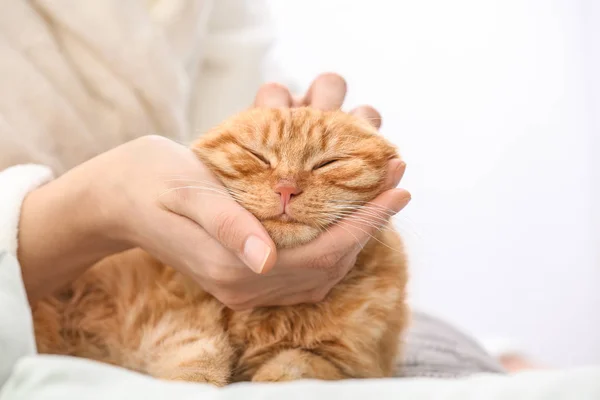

left=16, top=168, right=130, bottom=303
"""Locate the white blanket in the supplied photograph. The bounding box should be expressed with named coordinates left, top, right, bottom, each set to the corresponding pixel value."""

left=1, top=250, right=599, bottom=399
left=2, top=354, right=599, bottom=400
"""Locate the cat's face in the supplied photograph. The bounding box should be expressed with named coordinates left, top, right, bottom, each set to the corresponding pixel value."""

left=193, top=107, right=398, bottom=248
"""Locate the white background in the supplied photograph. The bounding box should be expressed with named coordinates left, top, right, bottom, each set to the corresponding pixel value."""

left=265, top=0, right=599, bottom=367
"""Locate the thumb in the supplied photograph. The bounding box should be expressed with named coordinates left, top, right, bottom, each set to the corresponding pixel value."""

left=161, top=185, right=276, bottom=274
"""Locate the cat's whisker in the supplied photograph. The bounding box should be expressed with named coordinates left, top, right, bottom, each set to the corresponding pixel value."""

left=157, top=186, right=254, bottom=203
left=301, top=201, right=398, bottom=227
left=162, top=181, right=232, bottom=195
left=328, top=219, right=365, bottom=251
left=342, top=216, right=395, bottom=234
left=325, top=207, right=397, bottom=225
left=309, top=205, right=394, bottom=227
left=162, top=178, right=251, bottom=195
left=335, top=214, right=395, bottom=230
left=391, top=215, right=424, bottom=241
left=319, top=224, right=337, bottom=244
left=335, top=220, right=404, bottom=253
left=327, top=199, right=399, bottom=214
left=313, top=209, right=395, bottom=229
left=158, top=191, right=240, bottom=203
left=315, top=212, right=395, bottom=234
left=159, top=180, right=263, bottom=202
left=328, top=205, right=396, bottom=219
left=334, top=207, right=397, bottom=221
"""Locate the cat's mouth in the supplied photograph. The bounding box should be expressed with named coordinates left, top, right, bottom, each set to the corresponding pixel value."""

left=275, top=214, right=294, bottom=222
left=265, top=213, right=299, bottom=223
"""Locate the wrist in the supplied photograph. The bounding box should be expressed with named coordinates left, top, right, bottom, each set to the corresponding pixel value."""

left=18, top=169, right=130, bottom=302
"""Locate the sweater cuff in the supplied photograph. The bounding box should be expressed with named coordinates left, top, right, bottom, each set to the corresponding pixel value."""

left=0, top=165, right=54, bottom=256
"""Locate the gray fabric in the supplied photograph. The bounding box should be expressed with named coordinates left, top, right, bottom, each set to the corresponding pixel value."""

left=396, top=311, right=505, bottom=378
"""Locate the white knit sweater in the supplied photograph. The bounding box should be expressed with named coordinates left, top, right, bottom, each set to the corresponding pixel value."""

left=0, top=0, right=280, bottom=174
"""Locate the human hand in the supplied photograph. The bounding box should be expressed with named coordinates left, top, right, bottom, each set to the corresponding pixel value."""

left=18, top=73, right=409, bottom=309
left=17, top=135, right=276, bottom=303
left=223, top=73, right=409, bottom=307
left=161, top=71, right=411, bottom=309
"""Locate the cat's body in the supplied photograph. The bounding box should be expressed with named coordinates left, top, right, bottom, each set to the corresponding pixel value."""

left=33, top=108, right=409, bottom=385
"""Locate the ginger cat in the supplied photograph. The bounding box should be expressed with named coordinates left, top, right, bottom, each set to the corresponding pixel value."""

left=33, top=107, right=409, bottom=385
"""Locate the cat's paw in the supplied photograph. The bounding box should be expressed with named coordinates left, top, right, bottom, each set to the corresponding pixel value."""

left=251, top=365, right=305, bottom=383
left=164, top=369, right=229, bottom=387
left=250, top=349, right=343, bottom=383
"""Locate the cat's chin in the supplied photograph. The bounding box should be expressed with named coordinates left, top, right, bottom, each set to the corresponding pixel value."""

left=261, top=220, right=321, bottom=248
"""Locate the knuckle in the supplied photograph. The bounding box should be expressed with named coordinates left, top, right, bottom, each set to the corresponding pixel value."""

left=212, top=210, right=240, bottom=247
left=326, top=263, right=347, bottom=283
left=309, top=288, right=329, bottom=304
left=217, top=290, right=253, bottom=310
left=215, top=290, right=241, bottom=308
left=205, top=264, right=237, bottom=287
left=307, top=250, right=343, bottom=270
left=226, top=302, right=248, bottom=312
left=318, top=72, right=347, bottom=89
left=170, top=184, right=194, bottom=207
left=261, top=82, right=288, bottom=92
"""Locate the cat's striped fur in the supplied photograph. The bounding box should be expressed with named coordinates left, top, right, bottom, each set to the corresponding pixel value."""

left=33, top=107, right=409, bottom=384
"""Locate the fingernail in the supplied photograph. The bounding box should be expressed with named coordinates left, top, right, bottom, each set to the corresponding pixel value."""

left=243, top=235, right=272, bottom=274
left=391, top=189, right=412, bottom=213
left=393, top=161, right=406, bottom=187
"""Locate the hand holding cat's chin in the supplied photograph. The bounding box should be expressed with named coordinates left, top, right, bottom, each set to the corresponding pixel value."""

left=17, top=138, right=408, bottom=310
left=19, top=73, right=411, bottom=310
left=17, top=135, right=276, bottom=304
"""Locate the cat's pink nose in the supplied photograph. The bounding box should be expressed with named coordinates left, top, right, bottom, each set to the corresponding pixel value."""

left=274, top=182, right=302, bottom=210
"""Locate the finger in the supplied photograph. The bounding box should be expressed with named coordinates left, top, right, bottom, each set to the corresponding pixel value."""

left=313, top=188, right=411, bottom=254
left=262, top=283, right=322, bottom=307
left=265, top=292, right=313, bottom=307
left=382, top=158, right=406, bottom=191
left=160, top=168, right=277, bottom=275
left=291, top=95, right=304, bottom=108
left=349, top=105, right=382, bottom=129
left=265, top=252, right=355, bottom=307
left=253, top=82, right=293, bottom=108
left=301, top=73, right=347, bottom=110
left=309, top=252, right=357, bottom=302
left=234, top=277, right=316, bottom=308
left=149, top=212, right=241, bottom=274
left=279, top=188, right=411, bottom=268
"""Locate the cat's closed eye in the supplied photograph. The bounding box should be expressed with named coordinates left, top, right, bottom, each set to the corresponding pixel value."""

left=243, top=147, right=270, bottom=166
left=313, top=159, right=340, bottom=170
